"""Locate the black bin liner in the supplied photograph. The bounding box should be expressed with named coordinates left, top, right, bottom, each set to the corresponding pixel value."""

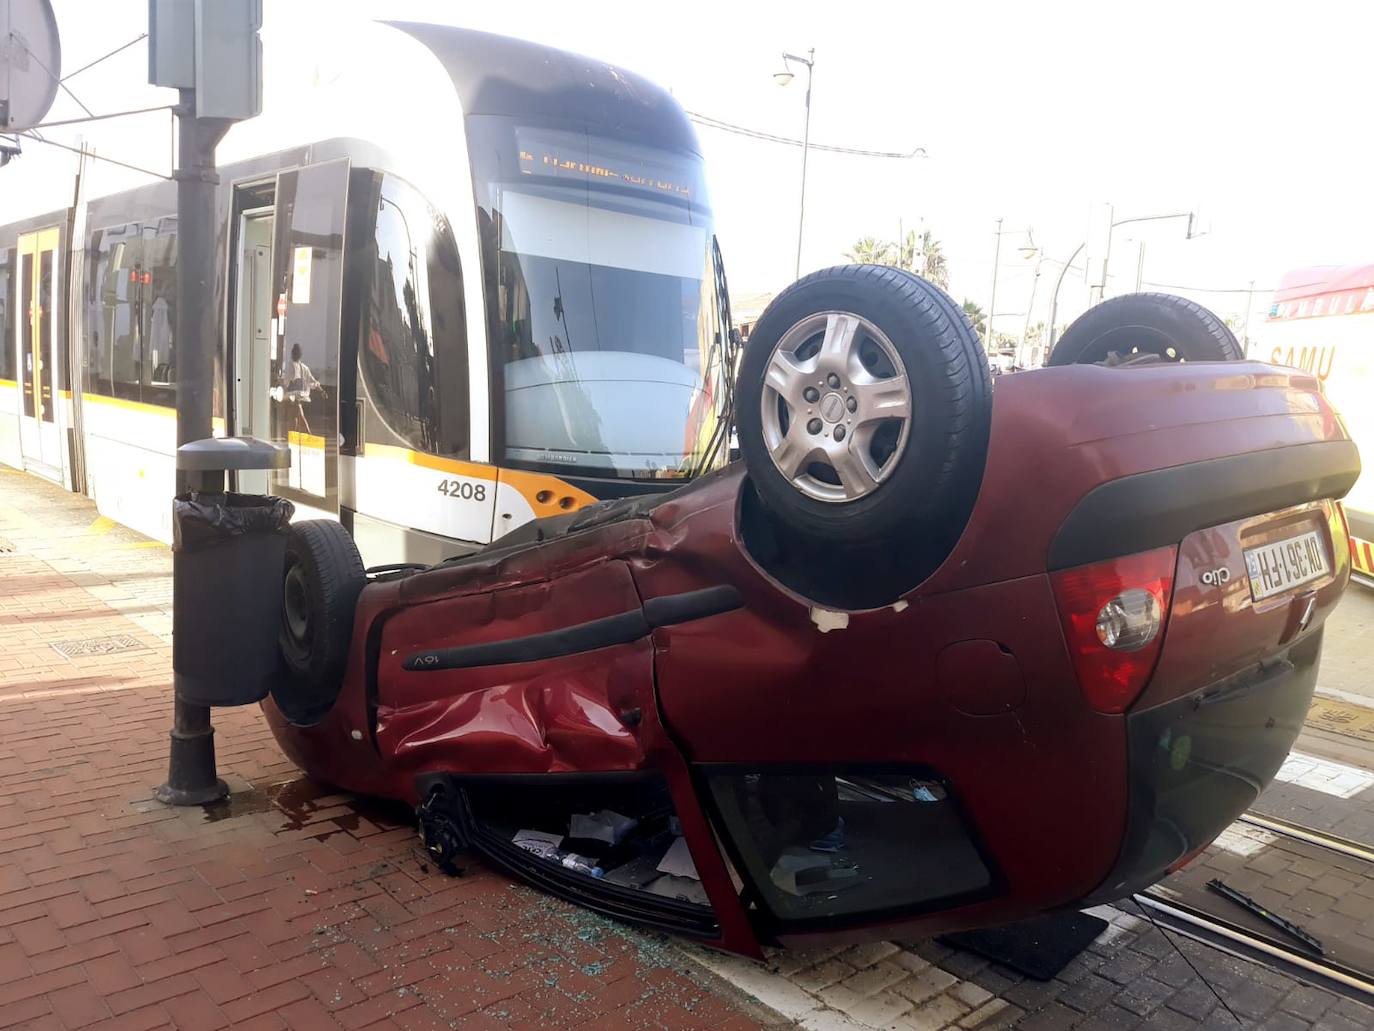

left=172, top=492, right=294, bottom=707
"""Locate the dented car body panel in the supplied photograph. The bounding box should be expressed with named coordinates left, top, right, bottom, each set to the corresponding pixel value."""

left=262, top=360, right=1360, bottom=956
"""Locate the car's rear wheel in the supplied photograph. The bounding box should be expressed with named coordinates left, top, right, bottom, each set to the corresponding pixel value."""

left=1048, top=292, right=1245, bottom=366
left=735, top=265, right=993, bottom=606
left=274, top=520, right=366, bottom=723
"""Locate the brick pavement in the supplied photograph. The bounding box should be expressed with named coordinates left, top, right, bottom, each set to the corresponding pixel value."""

left=0, top=468, right=776, bottom=1030
left=5, top=467, right=1374, bottom=1031
left=1315, top=588, right=1374, bottom=705
left=695, top=903, right=1374, bottom=1031
left=1253, top=749, right=1374, bottom=849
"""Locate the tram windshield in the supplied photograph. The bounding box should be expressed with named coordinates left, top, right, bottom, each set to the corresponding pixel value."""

left=469, top=118, right=732, bottom=480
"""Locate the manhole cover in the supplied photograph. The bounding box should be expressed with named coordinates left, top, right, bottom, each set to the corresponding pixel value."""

left=51, top=635, right=145, bottom=659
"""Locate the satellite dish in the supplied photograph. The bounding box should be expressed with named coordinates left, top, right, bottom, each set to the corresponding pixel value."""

left=0, top=0, right=62, bottom=130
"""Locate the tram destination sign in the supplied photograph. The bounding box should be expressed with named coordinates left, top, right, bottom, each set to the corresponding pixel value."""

left=517, top=127, right=693, bottom=200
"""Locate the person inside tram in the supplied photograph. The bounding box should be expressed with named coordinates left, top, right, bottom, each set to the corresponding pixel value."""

left=279, top=343, right=324, bottom=437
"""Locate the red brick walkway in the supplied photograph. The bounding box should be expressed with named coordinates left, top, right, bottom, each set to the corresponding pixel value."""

left=0, top=469, right=772, bottom=1031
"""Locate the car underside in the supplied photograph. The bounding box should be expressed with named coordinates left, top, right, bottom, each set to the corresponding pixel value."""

left=259, top=270, right=1360, bottom=958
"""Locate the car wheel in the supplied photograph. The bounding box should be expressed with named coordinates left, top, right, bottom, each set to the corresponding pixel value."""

left=1048, top=292, right=1245, bottom=366
left=736, top=264, right=993, bottom=552
left=275, top=520, right=366, bottom=721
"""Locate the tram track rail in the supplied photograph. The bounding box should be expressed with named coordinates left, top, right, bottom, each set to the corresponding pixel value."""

left=1134, top=810, right=1374, bottom=1004
left=1134, top=890, right=1374, bottom=1003
left=1237, top=811, right=1374, bottom=865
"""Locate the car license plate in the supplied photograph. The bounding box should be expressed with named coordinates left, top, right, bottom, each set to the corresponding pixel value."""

left=1243, top=529, right=1329, bottom=602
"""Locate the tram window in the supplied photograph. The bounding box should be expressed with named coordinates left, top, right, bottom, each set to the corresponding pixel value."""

left=469, top=116, right=727, bottom=480
left=358, top=174, right=468, bottom=457
left=88, top=219, right=177, bottom=406
left=0, top=247, right=13, bottom=383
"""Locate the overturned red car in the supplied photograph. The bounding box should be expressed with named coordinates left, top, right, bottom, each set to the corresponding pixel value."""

left=262, top=268, right=1360, bottom=958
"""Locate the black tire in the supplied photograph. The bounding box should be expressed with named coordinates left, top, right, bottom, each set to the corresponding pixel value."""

left=275, top=520, right=366, bottom=720
left=1047, top=292, right=1245, bottom=366
left=736, top=264, right=993, bottom=550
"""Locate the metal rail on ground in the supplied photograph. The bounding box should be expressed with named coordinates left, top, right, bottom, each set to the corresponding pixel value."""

left=1136, top=811, right=1374, bottom=1003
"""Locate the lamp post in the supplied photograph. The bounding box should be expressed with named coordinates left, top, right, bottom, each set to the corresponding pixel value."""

left=775, top=48, right=814, bottom=280
left=1045, top=211, right=1195, bottom=355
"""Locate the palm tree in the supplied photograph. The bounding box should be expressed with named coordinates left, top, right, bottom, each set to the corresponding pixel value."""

left=891, top=230, right=917, bottom=271
left=847, top=229, right=951, bottom=290
left=845, top=235, right=893, bottom=265
left=917, top=230, right=949, bottom=290
left=961, top=299, right=986, bottom=341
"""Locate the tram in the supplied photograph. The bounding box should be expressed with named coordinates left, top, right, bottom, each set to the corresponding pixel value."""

left=0, top=20, right=734, bottom=566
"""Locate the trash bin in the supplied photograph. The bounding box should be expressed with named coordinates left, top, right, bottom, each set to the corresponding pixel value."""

left=172, top=437, right=292, bottom=707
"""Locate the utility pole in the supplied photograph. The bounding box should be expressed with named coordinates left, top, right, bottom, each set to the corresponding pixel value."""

left=986, top=217, right=1003, bottom=353
left=174, top=104, right=230, bottom=485
left=149, top=0, right=263, bottom=805
left=1045, top=211, right=1196, bottom=352
left=775, top=49, right=814, bottom=279
left=1020, top=257, right=1043, bottom=366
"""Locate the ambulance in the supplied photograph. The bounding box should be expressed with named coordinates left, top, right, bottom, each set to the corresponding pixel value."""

left=1259, top=265, right=1374, bottom=585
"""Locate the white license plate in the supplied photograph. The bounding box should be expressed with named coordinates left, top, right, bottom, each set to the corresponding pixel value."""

left=1243, top=529, right=1329, bottom=601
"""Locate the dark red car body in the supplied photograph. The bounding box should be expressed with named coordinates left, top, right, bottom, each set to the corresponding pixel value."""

left=264, top=360, right=1359, bottom=958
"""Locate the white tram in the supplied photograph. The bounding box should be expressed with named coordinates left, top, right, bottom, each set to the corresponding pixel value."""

left=0, top=19, right=735, bottom=565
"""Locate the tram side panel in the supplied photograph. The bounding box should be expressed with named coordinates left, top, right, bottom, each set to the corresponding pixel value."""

left=1, top=218, right=76, bottom=486
left=1, top=240, right=19, bottom=470
left=0, top=255, right=17, bottom=467
left=79, top=211, right=185, bottom=544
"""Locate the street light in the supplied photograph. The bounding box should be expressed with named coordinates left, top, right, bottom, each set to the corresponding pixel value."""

left=775, top=48, right=814, bottom=279
left=1044, top=211, right=1196, bottom=355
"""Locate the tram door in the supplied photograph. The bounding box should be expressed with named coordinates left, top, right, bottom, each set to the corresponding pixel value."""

left=16, top=227, right=64, bottom=480
left=232, top=208, right=276, bottom=495
left=268, top=160, right=347, bottom=513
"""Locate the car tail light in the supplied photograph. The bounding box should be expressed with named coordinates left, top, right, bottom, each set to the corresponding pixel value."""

left=1051, top=545, right=1178, bottom=714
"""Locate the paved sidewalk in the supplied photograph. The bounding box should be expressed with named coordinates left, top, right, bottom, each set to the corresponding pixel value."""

left=5, top=467, right=1374, bottom=1031
left=0, top=469, right=773, bottom=1030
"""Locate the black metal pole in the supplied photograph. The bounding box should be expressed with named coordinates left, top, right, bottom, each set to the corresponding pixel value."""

left=156, top=90, right=231, bottom=807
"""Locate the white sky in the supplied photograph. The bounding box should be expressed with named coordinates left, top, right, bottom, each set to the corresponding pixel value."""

left=6, top=0, right=1374, bottom=338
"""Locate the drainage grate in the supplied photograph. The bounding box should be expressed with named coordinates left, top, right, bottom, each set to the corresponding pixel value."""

left=51, top=634, right=145, bottom=659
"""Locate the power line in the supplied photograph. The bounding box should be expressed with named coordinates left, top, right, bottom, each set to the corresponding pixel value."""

left=18, top=37, right=95, bottom=118
left=19, top=133, right=171, bottom=181
left=62, top=34, right=148, bottom=83
left=686, top=111, right=926, bottom=159
left=3, top=104, right=176, bottom=136
left=1142, top=280, right=1277, bottom=295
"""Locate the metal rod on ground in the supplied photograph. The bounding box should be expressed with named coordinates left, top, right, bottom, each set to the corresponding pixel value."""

left=156, top=89, right=231, bottom=807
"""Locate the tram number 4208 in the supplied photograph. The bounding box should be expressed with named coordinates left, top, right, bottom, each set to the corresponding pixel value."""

left=437, top=478, right=487, bottom=502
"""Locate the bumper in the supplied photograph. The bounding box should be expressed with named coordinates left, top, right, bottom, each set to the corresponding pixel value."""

left=1086, top=629, right=1321, bottom=904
